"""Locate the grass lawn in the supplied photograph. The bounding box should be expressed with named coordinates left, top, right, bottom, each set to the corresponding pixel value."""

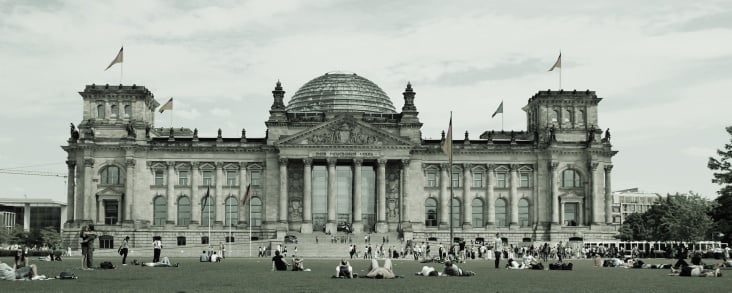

left=1, top=256, right=727, bottom=292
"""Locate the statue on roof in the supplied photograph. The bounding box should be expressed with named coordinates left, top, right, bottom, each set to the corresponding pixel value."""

left=603, top=128, right=611, bottom=143
left=126, top=121, right=136, bottom=138
left=70, top=123, right=79, bottom=141
left=145, top=125, right=151, bottom=138
left=193, top=128, right=198, bottom=138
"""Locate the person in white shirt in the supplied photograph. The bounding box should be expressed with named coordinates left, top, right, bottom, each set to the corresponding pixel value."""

left=152, top=238, right=163, bottom=263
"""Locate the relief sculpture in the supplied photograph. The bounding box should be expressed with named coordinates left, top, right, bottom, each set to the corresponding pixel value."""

left=308, top=121, right=380, bottom=145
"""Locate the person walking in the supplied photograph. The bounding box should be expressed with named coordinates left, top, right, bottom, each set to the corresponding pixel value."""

left=152, top=237, right=163, bottom=263
left=494, top=233, right=503, bottom=269
left=119, top=236, right=130, bottom=265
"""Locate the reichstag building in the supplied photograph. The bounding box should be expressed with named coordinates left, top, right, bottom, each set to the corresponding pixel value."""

left=62, top=72, right=617, bottom=248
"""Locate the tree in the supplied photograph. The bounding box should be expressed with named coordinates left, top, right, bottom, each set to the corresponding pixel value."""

left=39, top=226, right=62, bottom=249
left=620, top=192, right=715, bottom=241
left=709, top=126, right=732, bottom=244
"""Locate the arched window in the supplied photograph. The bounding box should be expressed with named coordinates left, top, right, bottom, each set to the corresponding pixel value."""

left=472, top=198, right=484, bottom=227
left=177, top=196, right=191, bottom=226
left=110, top=105, right=118, bottom=119
left=123, top=105, right=131, bottom=119
left=153, top=196, right=166, bottom=226
left=561, top=169, right=582, bottom=188
left=424, top=198, right=437, bottom=227
left=97, top=104, right=105, bottom=119
left=250, top=197, right=262, bottom=227
left=495, top=198, right=507, bottom=227
left=451, top=198, right=461, bottom=228
left=225, top=196, right=239, bottom=227
left=201, top=195, right=214, bottom=227
left=519, top=199, right=530, bottom=227
left=100, top=165, right=123, bottom=185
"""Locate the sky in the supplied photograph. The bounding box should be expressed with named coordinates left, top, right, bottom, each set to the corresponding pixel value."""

left=0, top=0, right=730, bottom=202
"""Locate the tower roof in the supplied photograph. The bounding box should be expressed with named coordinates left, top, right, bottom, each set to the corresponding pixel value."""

left=285, top=72, right=397, bottom=114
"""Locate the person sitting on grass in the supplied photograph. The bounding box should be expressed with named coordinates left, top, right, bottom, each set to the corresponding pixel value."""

left=506, top=258, right=525, bottom=269
left=415, top=266, right=441, bottom=276
left=364, top=259, right=396, bottom=279
left=210, top=252, right=222, bottom=263
left=0, top=260, right=44, bottom=280
left=291, top=257, right=309, bottom=271
left=442, top=260, right=476, bottom=276
left=272, top=250, right=289, bottom=271
left=669, top=264, right=721, bottom=277
left=199, top=250, right=209, bottom=262
left=334, top=259, right=354, bottom=278
left=142, top=256, right=179, bottom=267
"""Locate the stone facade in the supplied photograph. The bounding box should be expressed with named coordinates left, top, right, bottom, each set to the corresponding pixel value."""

left=62, top=77, right=617, bottom=249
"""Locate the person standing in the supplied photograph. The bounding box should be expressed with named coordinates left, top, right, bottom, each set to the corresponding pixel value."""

left=494, top=233, right=503, bottom=269
left=119, top=236, right=130, bottom=265
left=219, top=242, right=225, bottom=259
left=82, top=225, right=97, bottom=270
left=152, top=237, right=163, bottom=263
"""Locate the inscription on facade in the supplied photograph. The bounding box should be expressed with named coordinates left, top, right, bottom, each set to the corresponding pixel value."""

left=312, top=151, right=381, bottom=158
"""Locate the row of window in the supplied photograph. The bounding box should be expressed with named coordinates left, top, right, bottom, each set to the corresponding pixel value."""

left=152, top=169, right=262, bottom=187
left=424, top=169, right=583, bottom=188
left=96, top=235, right=235, bottom=249
left=149, top=195, right=262, bottom=227
left=97, top=103, right=132, bottom=119
left=424, top=198, right=532, bottom=228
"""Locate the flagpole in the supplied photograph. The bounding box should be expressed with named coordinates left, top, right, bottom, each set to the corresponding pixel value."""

left=208, top=185, right=211, bottom=250
left=228, top=184, right=232, bottom=258
left=120, top=62, right=123, bottom=85
left=448, top=111, right=454, bottom=251
left=249, top=198, right=252, bottom=257
left=501, top=100, right=504, bottom=131
left=559, top=51, right=562, bottom=90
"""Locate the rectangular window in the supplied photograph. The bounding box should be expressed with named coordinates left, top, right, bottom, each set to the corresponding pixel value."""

left=426, top=171, right=437, bottom=187
left=612, top=207, right=620, bottom=213
left=472, top=172, right=483, bottom=188
left=225, top=236, right=235, bottom=243
left=178, top=171, right=189, bottom=186
left=177, top=236, right=186, bottom=246
left=496, top=173, right=507, bottom=188
left=154, top=170, right=164, bottom=186
left=564, top=203, right=578, bottom=226
left=202, top=170, right=213, bottom=186
left=451, top=172, right=461, bottom=188
left=201, top=236, right=209, bottom=245
left=519, top=172, right=531, bottom=188
left=104, top=200, right=118, bottom=225
left=251, top=171, right=262, bottom=187
left=226, top=171, right=237, bottom=186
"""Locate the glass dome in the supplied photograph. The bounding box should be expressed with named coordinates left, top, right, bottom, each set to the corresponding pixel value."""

left=286, top=72, right=396, bottom=114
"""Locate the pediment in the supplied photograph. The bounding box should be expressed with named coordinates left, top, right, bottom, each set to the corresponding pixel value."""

left=278, top=115, right=413, bottom=147
left=97, top=186, right=124, bottom=196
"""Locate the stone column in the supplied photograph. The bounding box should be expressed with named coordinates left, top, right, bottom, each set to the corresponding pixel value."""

left=215, top=162, right=224, bottom=225
left=23, top=203, right=30, bottom=232
left=66, top=160, right=76, bottom=223
left=376, top=158, right=387, bottom=233
left=590, top=162, right=601, bottom=225
left=191, top=162, right=200, bottom=225
left=439, top=163, right=449, bottom=228
left=279, top=158, right=288, bottom=224
left=166, top=161, right=176, bottom=224
left=604, top=165, right=613, bottom=224
left=509, top=164, right=519, bottom=226
left=301, top=159, right=313, bottom=233
left=239, top=162, right=248, bottom=225
left=83, top=158, right=94, bottom=223
left=400, top=159, right=410, bottom=229
left=486, top=164, right=495, bottom=226
left=352, top=159, right=363, bottom=234
left=550, top=162, right=560, bottom=225
left=124, top=159, right=135, bottom=223
left=326, top=158, right=337, bottom=233
left=462, top=164, right=472, bottom=227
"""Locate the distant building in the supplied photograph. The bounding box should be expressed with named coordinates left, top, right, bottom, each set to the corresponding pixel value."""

left=611, top=188, right=663, bottom=225
left=62, top=72, right=618, bottom=249
left=0, top=198, right=67, bottom=233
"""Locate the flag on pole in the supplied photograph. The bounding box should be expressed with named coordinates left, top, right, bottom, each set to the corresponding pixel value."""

left=104, top=47, right=124, bottom=71
left=242, top=184, right=251, bottom=205
left=491, top=101, right=503, bottom=118
left=548, top=53, right=562, bottom=71
left=159, top=98, right=173, bottom=113
left=202, top=186, right=210, bottom=212
left=441, top=114, right=453, bottom=159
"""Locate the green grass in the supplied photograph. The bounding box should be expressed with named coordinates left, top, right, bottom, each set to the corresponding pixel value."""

left=1, top=257, right=727, bottom=293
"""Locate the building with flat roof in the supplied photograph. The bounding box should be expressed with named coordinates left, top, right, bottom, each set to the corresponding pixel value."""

left=0, top=198, right=67, bottom=233
left=611, top=188, right=663, bottom=225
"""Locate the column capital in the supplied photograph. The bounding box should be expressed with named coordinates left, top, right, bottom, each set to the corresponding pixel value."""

left=165, top=161, right=175, bottom=167
left=215, top=161, right=224, bottom=169
left=327, top=158, right=338, bottom=166
left=126, top=159, right=136, bottom=167
left=353, top=158, right=363, bottom=166
left=463, top=163, right=472, bottom=169
left=239, top=161, right=247, bottom=168
left=83, top=158, right=94, bottom=167
left=486, top=164, right=494, bottom=171
left=590, top=162, right=599, bottom=171
left=66, top=160, right=76, bottom=168
left=303, top=158, right=313, bottom=166
left=549, top=161, right=559, bottom=170
left=377, top=158, right=388, bottom=166
left=510, top=164, right=519, bottom=171
left=191, top=161, right=200, bottom=169
left=279, top=158, right=289, bottom=166
left=401, top=159, right=410, bottom=167
left=604, top=164, right=614, bottom=172
left=440, top=163, right=450, bottom=170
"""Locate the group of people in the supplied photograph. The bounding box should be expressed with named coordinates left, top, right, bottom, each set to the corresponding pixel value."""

left=0, top=247, right=46, bottom=280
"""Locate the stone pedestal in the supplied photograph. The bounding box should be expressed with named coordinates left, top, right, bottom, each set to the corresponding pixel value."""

left=325, top=222, right=337, bottom=235
left=300, top=222, right=313, bottom=234
left=352, top=221, right=363, bottom=234
left=376, top=222, right=388, bottom=233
